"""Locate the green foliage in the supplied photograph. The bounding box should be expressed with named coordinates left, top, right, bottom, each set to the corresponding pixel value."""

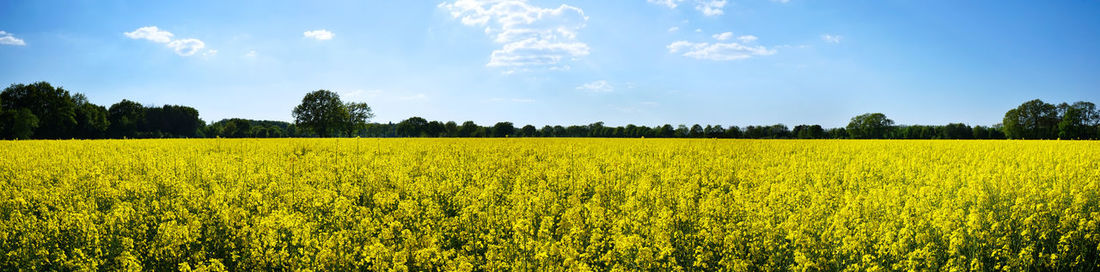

left=108, top=100, right=146, bottom=138
left=0, top=108, right=39, bottom=139
left=206, top=118, right=302, bottom=138
left=847, top=113, right=894, bottom=139
left=73, top=94, right=110, bottom=139
left=492, top=122, right=515, bottom=137
left=143, top=105, right=204, bottom=137
left=291, top=90, right=374, bottom=137
left=1, top=82, right=78, bottom=139
left=344, top=102, right=375, bottom=136
left=1057, top=102, right=1099, bottom=139
left=1003, top=99, right=1059, bottom=139
left=293, top=90, right=346, bottom=137
left=793, top=124, right=826, bottom=139
left=5, top=82, right=1100, bottom=141
left=396, top=117, right=429, bottom=137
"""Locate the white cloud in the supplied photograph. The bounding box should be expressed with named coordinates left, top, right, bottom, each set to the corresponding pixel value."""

left=712, top=32, right=733, bottom=41
left=668, top=26, right=680, bottom=32
left=647, top=0, right=684, bottom=9
left=202, top=49, right=218, bottom=57
left=695, top=28, right=703, bottom=33
left=0, top=31, right=26, bottom=46
left=668, top=39, right=776, bottom=61
left=775, top=44, right=810, bottom=49
left=650, top=0, right=723, bottom=16
left=822, top=34, right=842, bottom=44
left=576, top=80, right=614, bottom=93
left=244, top=50, right=257, bottom=58
left=303, top=29, right=334, bottom=40
left=124, top=26, right=174, bottom=43
left=695, top=0, right=727, bottom=16
left=166, top=38, right=205, bottom=56
left=737, top=35, right=758, bottom=43
left=124, top=26, right=209, bottom=56
left=439, top=0, right=590, bottom=72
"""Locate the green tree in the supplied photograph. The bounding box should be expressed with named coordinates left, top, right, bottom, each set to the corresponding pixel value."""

left=1, top=82, right=78, bottom=139
left=539, top=125, right=554, bottom=137
left=941, top=123, right=973, bottom=139
left=459, top=121, right=478, bottom=137
left=847, top=113, right=894, bottom=139
left=972, top=126, right=991, bottom=139
left=704, top=125, right=726, bottom=138
left=292, top=90, right=348, bottom=137
left=145, top=105, right=203, bottom=137
left=426, top=121, right=445, bottom=137
left=724, top=126, right=743, bottom=138
left=1003, top=99, right=1058, bottom=139
left=343, top=102, right=374, bottom=136
left=1057, top=101, right=1098, bottom=139
left=520, top=125, right=537, bottom=137
left=675, top=125, right=689, bottom=138
left=794, top=125, right=826, bottom=139
left=397, top=117, right=429, bottom=137
left=0, top=108, right=38, bottom=139
left=689, top=124, right=704, bottom=138
left=657, top=124, right=675, bottom=138
left=492, top=122, right=515, bottom=137
left=827, top=127, right=848, bottom=139
left=72, top=93, right=110, bottom=138
left=108, top=100, right=146, bottom=138
left=444, top=121, right=458, bottom=137
left=587, top=122, right=605, bottom=137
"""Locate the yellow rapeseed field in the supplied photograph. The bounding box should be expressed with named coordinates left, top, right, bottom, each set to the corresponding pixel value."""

left=1, top=138, right=1098, bottom=271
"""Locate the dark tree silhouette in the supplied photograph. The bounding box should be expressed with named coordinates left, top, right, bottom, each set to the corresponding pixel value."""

left=293, top=90, right=347, bottom=137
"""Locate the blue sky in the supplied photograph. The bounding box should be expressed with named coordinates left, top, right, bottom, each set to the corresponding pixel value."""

left=1, top=0, right=1098, bottom=128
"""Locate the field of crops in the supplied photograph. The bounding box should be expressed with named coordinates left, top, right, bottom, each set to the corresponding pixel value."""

left=1, top=139, right=1099, bottom=271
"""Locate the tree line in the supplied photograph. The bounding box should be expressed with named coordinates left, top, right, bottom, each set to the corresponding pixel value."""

left=2, top=82, right=1097, bottom=140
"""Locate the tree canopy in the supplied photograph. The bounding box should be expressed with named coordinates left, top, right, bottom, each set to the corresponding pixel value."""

left=292, top=90, right=374, bottom=137
left=2, top=82, right=1098, bottom=141
left=846, top=113, right=894, bottom=139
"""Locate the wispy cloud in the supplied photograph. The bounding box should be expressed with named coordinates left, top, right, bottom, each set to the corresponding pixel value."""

left=712, top=32, right=733, bottom=41
left=303, top=29, right=334, bottom=40
left=821, top=34, right=842, bottom=44
left=695, top=0, right=727, bottom=16
left=244, top=50, right=258, bottom=58
left=647, top=0, right=683, bottom=9
left=124, top=26, right=212, bottom=56
left=167, top=39, right=205, bottom=56
left=576, top=80, right=614, bottom=93
left=124, top=26, right=173, bottom=43
left=668, top=26, right=680, bottom=32
left=668, top=32, right=775, bottom=61
left=0, top=31, right=26, bottom=46
left=439, top=0, right=590, bottom=72
left=648, top=0, right=726, bottom=16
